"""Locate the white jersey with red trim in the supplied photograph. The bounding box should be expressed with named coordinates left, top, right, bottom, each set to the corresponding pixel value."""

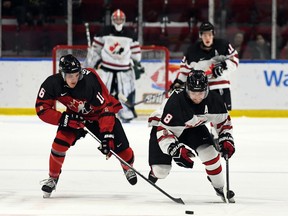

left=178, top=38, right=239, bottom=90
left=84, top=26, right=141, bottom=71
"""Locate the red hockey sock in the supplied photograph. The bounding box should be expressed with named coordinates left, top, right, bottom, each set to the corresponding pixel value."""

left=117, top=147, right=134, bottom=170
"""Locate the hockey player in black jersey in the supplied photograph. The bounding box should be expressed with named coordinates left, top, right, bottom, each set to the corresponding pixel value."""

left=170, top=21, right=239, bottom=144
left=171, top=21, right=239, bottom=111
left=148, top=70, right=235, bottom=203
left=36, top=54, right=137, bottom=198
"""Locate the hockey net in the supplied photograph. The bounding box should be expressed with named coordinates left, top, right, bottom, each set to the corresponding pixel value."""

left=52, top=45, right=170, bottom=116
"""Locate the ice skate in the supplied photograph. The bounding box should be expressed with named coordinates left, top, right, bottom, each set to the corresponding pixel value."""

left=214, top=187, right=235, bottom=203
left=40, top=177, right=58, bottom=198
left=148, top=170, right=158, bottom=183
left=123, top=168, right=137, bottom=185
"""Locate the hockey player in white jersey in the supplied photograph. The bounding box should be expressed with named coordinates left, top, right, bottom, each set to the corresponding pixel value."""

left=148, top=70, right=235, bottom=203
left=84, top=9, right=143, bottom=123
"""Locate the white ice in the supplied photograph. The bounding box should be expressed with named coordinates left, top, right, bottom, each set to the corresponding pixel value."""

left=0, top=115, right=288, bottom=216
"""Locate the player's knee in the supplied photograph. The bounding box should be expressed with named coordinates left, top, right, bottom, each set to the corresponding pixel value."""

left=151, top=164, right=172, bottom=179
left=197, top=144, right=219, bottom=163
left=118, top=147, right=134, bottom=164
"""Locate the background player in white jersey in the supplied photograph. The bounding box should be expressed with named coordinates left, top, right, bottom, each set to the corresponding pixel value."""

left=170, top=21, right=239, bottom=140
left=148, top=70, right=235, bottom=203
left=84, top=9, right=144, bottom=123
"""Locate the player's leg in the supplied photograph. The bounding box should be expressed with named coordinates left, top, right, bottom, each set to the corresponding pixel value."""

left=148, top=126, right=172, bottom=183
left=41, top=128, right=80, bottom=198
left=222, top=88, right=232, bottom=111
left=187, top=126, right=234, bottom=202
left=113, top=118, right=137, bottom=185
left=85, top=118, right=137, bottom=185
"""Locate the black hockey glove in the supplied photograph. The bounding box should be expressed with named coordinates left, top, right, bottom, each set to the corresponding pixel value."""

left=212, top=61, right=227, bottom=78
left=59, top=112, right=85, bottom=130
left=218, top=133, right=235, bottom=158
left=98, top=132, right=115, bottom=156
left=168, top=142, right=195, bottom=168
left=133, top=60, right=145, bottom=80
left=169, top=79, right=185, bottom=92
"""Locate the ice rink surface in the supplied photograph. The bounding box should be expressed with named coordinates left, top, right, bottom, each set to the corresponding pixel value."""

left=0, top=115, right=287, bottom=216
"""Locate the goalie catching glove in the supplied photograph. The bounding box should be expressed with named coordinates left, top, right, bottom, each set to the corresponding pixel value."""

left=98, top=132, right=115, bottom=156
left=168, top=142, right=195, bottom=168
left=59, top=112, right=85, bottom=130
left=212, top=61, right=227, bottom=78
left=218, top=133, right=235, bottom=158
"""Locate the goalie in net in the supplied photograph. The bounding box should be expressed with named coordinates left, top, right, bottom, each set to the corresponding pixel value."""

left=83, top=9, right=144, bottom=123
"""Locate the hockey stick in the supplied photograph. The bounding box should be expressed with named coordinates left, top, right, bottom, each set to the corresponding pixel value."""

left=118, top=91, right=166, bottom=108
left=224, top=154, right=230, bottom=201
left=84, top=127, right=185, bottom=205
left=84, top=22, right=91, bottom=46
left=204, top=52, right=237, bottom=78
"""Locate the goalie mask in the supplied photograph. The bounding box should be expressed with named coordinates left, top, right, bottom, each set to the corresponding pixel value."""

left=111, top=9, right=126, bottom=32
left=59, top=54, right=83, bottom=81
left=186, top=70, right=209, bottom=104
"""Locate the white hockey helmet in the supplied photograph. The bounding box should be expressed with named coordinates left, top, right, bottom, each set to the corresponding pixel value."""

left=111, top=9, right=126, bottom=32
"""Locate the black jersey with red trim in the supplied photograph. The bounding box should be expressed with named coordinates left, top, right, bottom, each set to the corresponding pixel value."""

left=35, top=68, right=122, bottom=133
left=179, top=39, right=239, bottom=90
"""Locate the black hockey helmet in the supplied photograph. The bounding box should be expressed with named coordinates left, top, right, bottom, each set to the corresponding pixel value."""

left=59, top=54, right=81, bottom=74
left=186, top=69, right=208, bottom=92
left=59, top=54, right=83, bottom=80
left=199, top=21, right=215, bottom=35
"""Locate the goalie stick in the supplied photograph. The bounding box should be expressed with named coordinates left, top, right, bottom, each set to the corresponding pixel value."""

left=84, top=22, right=91, bottom=46
left=118, top=91, right=166, bottom=108
left=84, top=126, right=185, bottom=205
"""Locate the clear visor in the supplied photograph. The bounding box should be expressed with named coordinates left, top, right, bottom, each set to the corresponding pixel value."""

left=187, top=90, right=207, bottom=104
left=61, top=71, right=83, bottom=82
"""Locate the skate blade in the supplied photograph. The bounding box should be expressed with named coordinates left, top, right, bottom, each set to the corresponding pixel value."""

left=227, top=197, right=235, bottom=203
left=223, top=186, right=236, bottom=203
left=43, top=192, right=51, bottom=198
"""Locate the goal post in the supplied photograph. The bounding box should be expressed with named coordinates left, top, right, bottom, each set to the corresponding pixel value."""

left=52, top=45, right=170, bottom=115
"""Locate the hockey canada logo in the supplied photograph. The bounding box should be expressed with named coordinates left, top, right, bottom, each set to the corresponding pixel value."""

left=67, top=99, right=92, bottom=115
left=110, top=42, right=124, bottom=55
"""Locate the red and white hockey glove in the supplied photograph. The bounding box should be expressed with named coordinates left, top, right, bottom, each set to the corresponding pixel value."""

left=59, top=112, right=85, bottom=130
left=98, top=133, right=115, bottom=156
left=218, top=133, right=235, bottom=158
left=168, top=143, right=195, bottom=168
